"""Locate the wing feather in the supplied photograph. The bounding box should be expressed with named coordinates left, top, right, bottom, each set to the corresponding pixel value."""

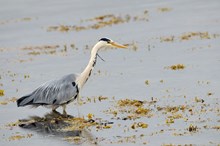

left=17, top=74, right=79, bottom=106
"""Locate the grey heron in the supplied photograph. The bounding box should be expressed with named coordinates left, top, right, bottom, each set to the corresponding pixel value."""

left=17, top=38, right=127, bottom=115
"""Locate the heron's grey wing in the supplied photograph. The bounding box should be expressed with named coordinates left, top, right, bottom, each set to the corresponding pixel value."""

left=17, top=74, right=79, bottom=106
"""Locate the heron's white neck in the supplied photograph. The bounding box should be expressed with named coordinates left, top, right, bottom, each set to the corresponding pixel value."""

left=77, top=42, right=102, bottom=89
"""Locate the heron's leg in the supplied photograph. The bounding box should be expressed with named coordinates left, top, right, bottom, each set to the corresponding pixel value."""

left=77, top=95, right=82, bottom=118
left=52, top=106, right=58, bottom=112
left=62, top=104, right=67, bottom=116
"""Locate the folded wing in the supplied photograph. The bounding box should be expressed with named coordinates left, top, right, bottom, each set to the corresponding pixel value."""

left=17, top=74, right=79, bottom=107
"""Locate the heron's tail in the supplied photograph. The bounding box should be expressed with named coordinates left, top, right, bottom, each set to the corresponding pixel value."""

left=17, top=95, right=33, bottom=107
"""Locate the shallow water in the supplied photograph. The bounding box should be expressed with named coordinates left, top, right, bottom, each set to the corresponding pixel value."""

left=0, top=0, right=220, bottom=145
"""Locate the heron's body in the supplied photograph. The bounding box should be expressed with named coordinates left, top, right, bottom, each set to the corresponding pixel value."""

left=17, top=74, right=79, bottom=112
left=17, top=38, right=126, bottom=115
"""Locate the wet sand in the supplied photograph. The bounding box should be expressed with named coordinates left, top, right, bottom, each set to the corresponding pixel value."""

left=0, top=0, right=220, bottom=145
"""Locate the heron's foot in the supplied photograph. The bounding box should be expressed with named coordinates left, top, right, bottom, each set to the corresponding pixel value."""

left=52, top=109, right=59, bottom=114
left=51, top=109, right=63, bottom=117
left=62, top=111, right=73, bottom=118
left=52, top=106, right=59, bottom=113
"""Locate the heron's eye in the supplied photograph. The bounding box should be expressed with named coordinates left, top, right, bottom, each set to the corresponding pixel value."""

left=72, top=82, right=76, bottom=87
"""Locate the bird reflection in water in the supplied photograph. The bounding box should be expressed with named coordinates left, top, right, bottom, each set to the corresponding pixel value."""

left=18, top=111, right=98, bottom=145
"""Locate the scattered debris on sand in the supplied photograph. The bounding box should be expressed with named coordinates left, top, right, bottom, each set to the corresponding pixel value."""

left=0, top=89, right=4, bottom=96
left=47, top=11, right=148, bottom=32
left=160, top=32, right=220, bottom=42
left=8, top=133, right=33, bottom=141
left=0, top=97, right=17, bottom=105
left=164, top=64, right=185, bottom=70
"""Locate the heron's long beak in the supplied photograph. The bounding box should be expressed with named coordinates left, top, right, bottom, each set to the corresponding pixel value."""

left=110, top=42, right=127, bottom=48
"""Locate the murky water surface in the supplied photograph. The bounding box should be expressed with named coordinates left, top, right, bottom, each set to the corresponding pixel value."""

left=0, top=0, right=220, bottom=145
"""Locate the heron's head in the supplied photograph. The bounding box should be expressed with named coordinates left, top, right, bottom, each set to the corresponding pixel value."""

left=97, top=38, right=127, bottom=50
